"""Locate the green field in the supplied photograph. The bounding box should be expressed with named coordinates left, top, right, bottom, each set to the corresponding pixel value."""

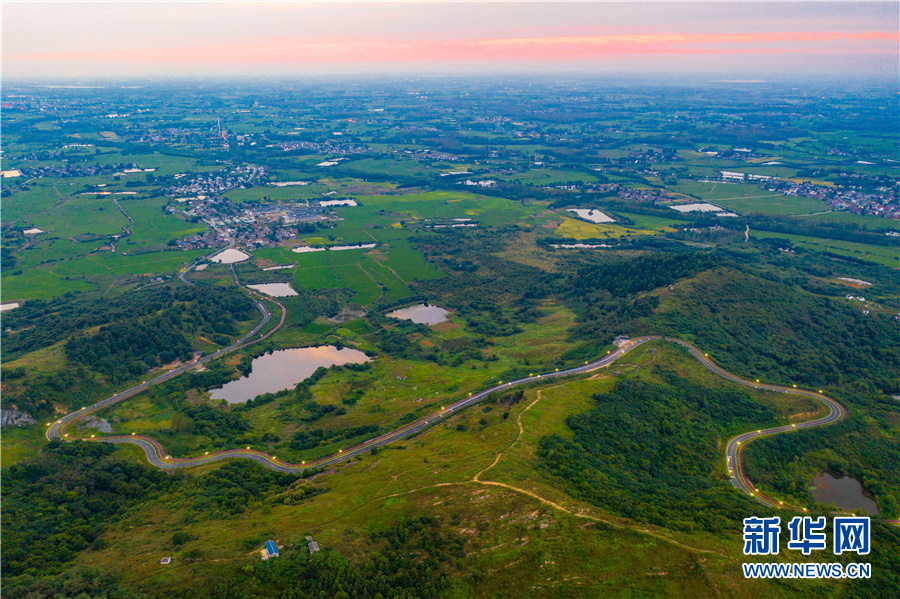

left=670, top=181, right=831, bottom=215
left=117, top=198, right=207, bottom=252
left=497, top=168, right=599, bottom=185
left=2, top=249, right=207, bottom=300
left=752, top=230, right=899, bottom=268
left=254, top=236, right=440, bottom=304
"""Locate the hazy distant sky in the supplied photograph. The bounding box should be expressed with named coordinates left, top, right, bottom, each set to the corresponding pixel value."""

left=3, top=2, right=898, bottom=79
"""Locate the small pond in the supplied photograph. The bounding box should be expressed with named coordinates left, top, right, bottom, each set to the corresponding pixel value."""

left=247, top=283, right=298, bottom=297
left=811, top=472, right=879, bottom=515
left=386, top=304, right=449, bottom=325
left=210, top=346, right=370, bottom=403
left=210, top=248, right=250, bottom=264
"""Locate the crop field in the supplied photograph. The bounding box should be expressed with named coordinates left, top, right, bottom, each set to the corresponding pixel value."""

left=24, top=194, right=129, bottom=237
left=617, top=211, right=690, bottom=230
left=1, top=263, right=95, bottom=299
left=554, top=216, right=662, bottom=240
left=3, top=248, right=207, bottom=300
left=90, top=151, right=215, bottom=177
left=3, top=181, right=73, bottom=223
left=365, top=190, right=540, bottom=226
left=222, top=184, right=327, bottom=203
left=496, top=168, right=598, bottom=185
left=117, top=198, right=207, bottom=251
left=55, top=249, right=207, bottom=278
left=795, top=210, right=900, bottom=231
left=669, top=181, right=830, bottom=215
left=253, top=236, right=440, bottom=304
left=13, top=236, right=100, bottom=269
left=337, top=157, right=433, bottom=178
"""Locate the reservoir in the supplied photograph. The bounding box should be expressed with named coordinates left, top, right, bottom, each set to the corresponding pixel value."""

left=811, top=472, right=879, bottom=515
left=386, top=304, right=449, bottom=325
left=210, top=346, right=370, bottom=403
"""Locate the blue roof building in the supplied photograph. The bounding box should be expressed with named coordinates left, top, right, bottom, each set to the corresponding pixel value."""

left=265, top=540, right=279, bottom=558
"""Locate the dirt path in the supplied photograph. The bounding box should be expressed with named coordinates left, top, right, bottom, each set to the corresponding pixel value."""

left=379, top=383, right=726, bottom=561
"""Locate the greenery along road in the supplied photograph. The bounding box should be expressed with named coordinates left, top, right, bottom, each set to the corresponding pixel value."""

left=46, top=314, right=846, bottom=510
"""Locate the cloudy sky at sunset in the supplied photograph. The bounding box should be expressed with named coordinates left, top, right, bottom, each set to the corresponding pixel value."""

left=3, top=2, right=897, bottom=78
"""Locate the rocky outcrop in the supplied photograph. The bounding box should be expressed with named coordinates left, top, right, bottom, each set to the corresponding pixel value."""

left=1, top=409, right=37, bottom=427
left=82, top=416, right=113, bottom=433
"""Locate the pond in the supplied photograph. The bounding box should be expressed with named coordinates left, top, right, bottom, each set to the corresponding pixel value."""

left=566, top=208, right=614, bottom=223
left=210, top=248, right=250, bottom=264
left=210, top=346, right=370, bottom=403
left=247, top=283, right=298, bottom=297
left=386, top=304, right=449, bottom=325
left=811, top=472, right=879, bottom=515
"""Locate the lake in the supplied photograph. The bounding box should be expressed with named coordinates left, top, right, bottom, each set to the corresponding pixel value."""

left=210, top=346, right=370, bottom=403
left=811, top=472, right=879, bottom=515
left=386, top=304, right=449, bottom=325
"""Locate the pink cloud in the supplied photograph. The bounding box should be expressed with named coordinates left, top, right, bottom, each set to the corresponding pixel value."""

left=9, top=31, right=897, bottom=66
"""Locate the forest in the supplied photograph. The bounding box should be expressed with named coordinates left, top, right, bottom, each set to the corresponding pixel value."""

left=537, top=372, right=774, bottom=533
left=2, top=285, right=254, bottom=362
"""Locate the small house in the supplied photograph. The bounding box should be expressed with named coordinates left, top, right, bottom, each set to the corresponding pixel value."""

left=265, top=540, right=279, bottom=558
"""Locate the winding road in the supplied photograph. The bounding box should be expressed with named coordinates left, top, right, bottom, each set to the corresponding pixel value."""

left=46, top=323, right=846, bottom=511
left=47, top=328, right=846, bottom=507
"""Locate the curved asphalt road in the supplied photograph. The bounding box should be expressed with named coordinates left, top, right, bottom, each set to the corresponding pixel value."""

left=47, top=335, right=845, bottom=511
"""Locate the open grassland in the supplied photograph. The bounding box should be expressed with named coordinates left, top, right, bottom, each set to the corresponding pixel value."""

left=0, top=426, right=49, bottom=469
left=752, top=230, right=899, bottom=268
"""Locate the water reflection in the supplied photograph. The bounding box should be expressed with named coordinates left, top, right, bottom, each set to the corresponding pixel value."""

left=811, top=472, right=879, bottom=515
left=386, top=304, right=449, bottom=325
left=247, top=283, right=298, bottom=297
left=210, top=346, right=369, bottom=403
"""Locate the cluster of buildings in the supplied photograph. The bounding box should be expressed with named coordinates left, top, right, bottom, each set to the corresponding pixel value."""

left=720, top=171, right=773, bottom=182
left=167, top=164, right=268, bottom=200
left=11, top=162, right=140, bottom=180
left=411, top=149, right=460, bottom=162
left=779, top=181, right=899, bottom=219
left=617, top=187, right=681, bottom=203
left=269, top=140, right=367, bottom=155
left=177, top=195, right=340, bottom=250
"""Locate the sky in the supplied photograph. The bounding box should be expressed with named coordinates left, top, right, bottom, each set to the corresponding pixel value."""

left=3, top=2, right=898, bottom=79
